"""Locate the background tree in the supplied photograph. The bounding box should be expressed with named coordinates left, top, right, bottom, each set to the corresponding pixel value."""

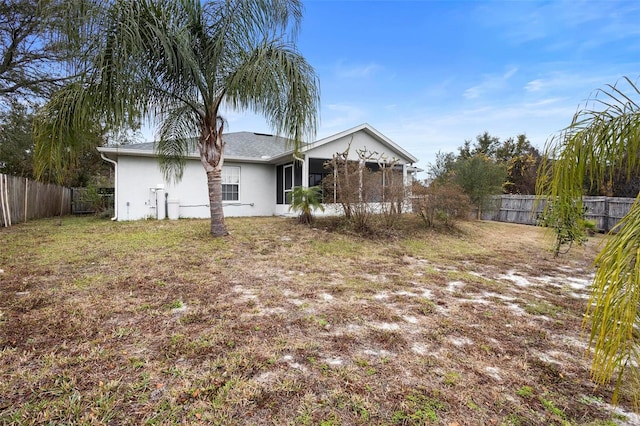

left=0, top=99, right=110, bottom=187
left=583, top=153, right=640, bottom=197
left=427, top=150, right=455, bottom=185
left=0, top=0, right=92, bottom=105
left=453, top=153, right=506, bottom=219
left=0, top=0, right=106, bottom=185
left=470, top=131, right=501, bottom=159
left=536, top=76, right=640, bottom=407
left=432, top=132, right=541, bottom=197
left=34, top=0, right=319, bottom=236
left=498, top=134, right=541, bottom=194
left=0, top=100, right=34, bottom=177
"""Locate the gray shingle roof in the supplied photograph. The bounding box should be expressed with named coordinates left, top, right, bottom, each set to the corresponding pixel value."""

left=223, top=132, right=291, bottom=158
left=100, top=124, right=420, bottom=165
left=110, top=132, right=292, bottom=160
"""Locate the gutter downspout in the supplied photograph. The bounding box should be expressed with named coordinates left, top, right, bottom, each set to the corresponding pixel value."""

left=100, top=153, right=118, bottom=221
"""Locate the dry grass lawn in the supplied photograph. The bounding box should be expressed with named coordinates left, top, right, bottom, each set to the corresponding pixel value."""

left=0, top=215, right=638, bottom=425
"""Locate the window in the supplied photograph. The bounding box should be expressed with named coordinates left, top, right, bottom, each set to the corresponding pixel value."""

left=222, top=166, right=240, bottom=201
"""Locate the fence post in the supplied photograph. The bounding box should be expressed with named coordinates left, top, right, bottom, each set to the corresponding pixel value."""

left=0, top=174, right=5, bottom=227
left=24, top=177, right=28, bottom=223
left=1, top=174, right=11, bottom=227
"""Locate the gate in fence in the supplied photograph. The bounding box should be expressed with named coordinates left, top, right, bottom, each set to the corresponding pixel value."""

left=71, top=187, right=114, bottom=215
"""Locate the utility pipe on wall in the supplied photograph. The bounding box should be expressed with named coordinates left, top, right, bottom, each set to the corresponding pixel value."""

left=155, top=184, right=165, bottom=220
left=100, top=153, right=118, bottom=221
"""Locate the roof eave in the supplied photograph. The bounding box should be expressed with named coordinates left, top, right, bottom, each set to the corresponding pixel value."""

left=97, top=146, right=276, bottom=164
left=302, top=123, right=419, bottom=164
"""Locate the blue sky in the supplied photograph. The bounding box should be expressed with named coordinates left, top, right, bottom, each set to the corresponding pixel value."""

left=222, top=0, right=640, bottom=173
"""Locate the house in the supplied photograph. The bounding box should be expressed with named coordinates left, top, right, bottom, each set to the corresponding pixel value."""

left=97, top=123, right=420, bottom=220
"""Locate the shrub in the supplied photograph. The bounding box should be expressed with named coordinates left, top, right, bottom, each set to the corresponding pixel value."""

left=289, top=186, right=324, bottom=224
left=322, top=142, right=408, bottom=233
left=536, top=200, right=594, bottom=256
left=415, top=182, right=471, bottom=228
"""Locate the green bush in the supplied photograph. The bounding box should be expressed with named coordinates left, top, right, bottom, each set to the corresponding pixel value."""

left=289, top=186, right=324, bottom=224
left=416, top=182, right=471, bottom=228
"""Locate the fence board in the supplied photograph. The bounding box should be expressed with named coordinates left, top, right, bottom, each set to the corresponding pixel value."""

left=0, top=174, right=71, bottom=227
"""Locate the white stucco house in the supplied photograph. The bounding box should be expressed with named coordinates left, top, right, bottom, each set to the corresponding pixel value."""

left=97, top=123, right=420, bottom=221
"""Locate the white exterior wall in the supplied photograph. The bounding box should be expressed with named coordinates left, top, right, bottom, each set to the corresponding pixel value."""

left=115, top=156, right=276, bottom=220
left=223, top=161, right=275, bottom=217
left=306, top=130, right=411, bottom=165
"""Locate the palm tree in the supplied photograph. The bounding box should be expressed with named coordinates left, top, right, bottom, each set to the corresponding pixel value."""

left=536, top=77, right=640, bottom=407
left=34, top=0, right=319, bottom=236
left=289, top=185, right=324, bottom=224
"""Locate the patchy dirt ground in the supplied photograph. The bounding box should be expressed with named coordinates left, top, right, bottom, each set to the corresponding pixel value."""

left=0, top=216, right=638, bottom=425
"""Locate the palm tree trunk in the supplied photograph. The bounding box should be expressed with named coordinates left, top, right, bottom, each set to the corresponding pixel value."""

left=207, top=168, right=228, bottom=237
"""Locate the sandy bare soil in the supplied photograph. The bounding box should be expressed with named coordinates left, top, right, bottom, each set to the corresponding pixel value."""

left=0, top=216, right=638, bottom=425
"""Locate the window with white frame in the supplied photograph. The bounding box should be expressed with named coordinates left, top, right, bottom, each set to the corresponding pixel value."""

left=222, top=166, right=240, bottom=201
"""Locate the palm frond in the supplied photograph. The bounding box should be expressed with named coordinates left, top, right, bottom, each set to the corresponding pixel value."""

left=537, top=76, right=640, bottom=406
left=33, top=82, right=101, bottom=184
left=156, top=105, right=200, bottom=182
left=587, top=197, right=640, bottom=408
left=224, top=40, right=319, bottom=150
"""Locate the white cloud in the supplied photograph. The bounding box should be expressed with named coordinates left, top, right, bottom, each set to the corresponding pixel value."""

left=463, top=66, right=519, bottom=99
left=503, top=67, right=518, bottom=79
left=475, top=1, right=640, bottom=51
left=463, top=87, right=481, bottom=99
left=522, top=71, right=628, bottom=98
left=525, top=79, right=545, bottom=92
left=335, top=62, right=382, bottom=79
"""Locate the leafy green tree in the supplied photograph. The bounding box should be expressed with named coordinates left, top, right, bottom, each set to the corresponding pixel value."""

left=0, top=100, right=109, bottom=184
left=497, top=134, right=541, bottom=194
left=583, top=153, right=640, bottom=197
left=536, top=76, right=640, bottom=406
left=0, top=0, right=92, bottom=105
left=472, top=131, right=501, bottom=158
left=431, top=132, right=541, bottom=213
left=457, top=140, right=473, bottom=160
left=454, top=153, right=506, bottom=219
left=289, top=185, right=324, bottom=224
left=34, top=0, right=319, bottom=236
left=427, top=150, right=456, bottom=185
left=458, top=131, right=501, bottom=160
left=0, top=0, right=108, bottom=188
left=0, top=100, right=34, bottom=177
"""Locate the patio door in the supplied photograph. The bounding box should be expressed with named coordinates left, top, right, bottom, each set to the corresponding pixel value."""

left=283, top=164, right=293, bottom=204
left=276, top=162, right=302, bottom=204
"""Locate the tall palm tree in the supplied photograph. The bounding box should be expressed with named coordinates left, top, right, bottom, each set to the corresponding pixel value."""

left=34, top=0, right=319, bottom=236
left=537, top=77, right=640, bottom=407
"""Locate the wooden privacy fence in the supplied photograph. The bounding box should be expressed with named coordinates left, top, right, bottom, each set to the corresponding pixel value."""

left=480, top=194, right=637, bottom=231
left=0, top=173, right=72, bottom=227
